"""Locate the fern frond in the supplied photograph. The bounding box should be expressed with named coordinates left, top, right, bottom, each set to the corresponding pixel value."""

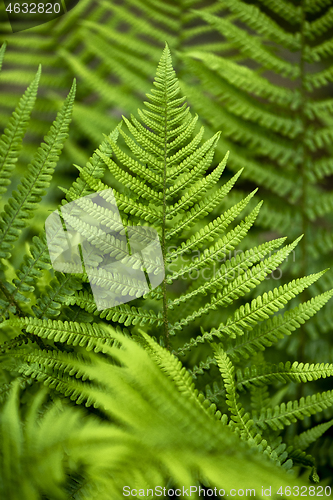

left=287, top=447, right=316, bottom=472
left=108, top=135, right=164, bottom=189
left=165, top=152, right=228, bottom=215
left=307, top=38, right=333, bottom=62
left=181, top=79, right=297, bottom=165
left=187, top=288, right=333, bottom=377
left=59, top=47, right=142, bottom=112
left=81, top=267, right=151, bottom=301
left=305, top=7, right=333, bottom=39
left=305, top=65, right=333, bottom=90
left=113, top=191, right=163, bottom=224
left=293, top=419, right=333, bottom=450
left=1, top=316, right=115, bottom=352
left=165, top=134, right=222, bottom=198
left=310, top=156, right=333, bottom=180
left=236, top=361, right=333, bottom=390
left=165, top=168, right=243, bottom=240
left=213, top=345, right=255, bottom=440
left=135, top=329, right=220, bottom=420
left=306, top=190, right=333, bottom=219
left=0, top=234, right=51, bottom=318
left=255, top=391, right=333, bottom=431
left=250, top=377, right=270, bottom=413
left=66, top=290, right=163, bottom=326
left=170, top=236, right=302, bottom=331
left=2, top=333, right=306, bottom=495
left=76, top=171, right=163, bottom=224
left=0, top=68, right=41, bottom=197
left=0, top=42, right=6, bottom=71
left=228, top=290, right=333, bottom=361
left=167, top=201, right=263, bottom=283
left=32, top=273, right=82, bottom=319
left=97, top=150, right=163, bottom=203
left=15, top=350, right=101, bottom=406
left=220, top=0, right=300, bottom=50
left=184, top=52, right=297, bottom=108
left=210, top=270, right=327, bottom=339
left=167, top=188, right=256, bottom=259
left=256, top=0, right=302, bottom=23
left=196, top=12, right=299, bottom=79
left=170, top=237, right=286, bottom=311
left=304, top=0, right=332, bottom=14
left=1, top=38, right=332, bottom=488
left=0, top=81, right=76, bottom=261
left=65, top=127, right=120, bottom=202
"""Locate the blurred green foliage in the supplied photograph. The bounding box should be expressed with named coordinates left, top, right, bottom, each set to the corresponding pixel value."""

left=1, top=0, right=333, bottom=497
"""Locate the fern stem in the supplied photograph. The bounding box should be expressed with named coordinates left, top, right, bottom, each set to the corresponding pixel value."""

left=298, top=1, right=310, bottom=363
left=0, top=279, right=24, bottom=318
left=161, top=81, right=170, bottom=351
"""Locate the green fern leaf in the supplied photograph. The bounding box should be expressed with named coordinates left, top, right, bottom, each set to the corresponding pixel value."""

left=236, top=361, right=333, bottom=390
left=0, top=42, right=6, bottom=71
left=196, top=11, right=299, bottom=79
left=2, top=316, right=115, bottom=352
left=228, top=290, right=333, bottom=361
left=293, top=419, right=333, bottom=450
left=0, top=81, right=76, bottom=261
left=213, top=345, right=255, bottom=440
left=255, top=391, right=333, bottom=431
left=66, top=290, right=163, bottom=326
left=0, top=68, right=41, bottom=197
left=305, top=7, right=333, bottom=39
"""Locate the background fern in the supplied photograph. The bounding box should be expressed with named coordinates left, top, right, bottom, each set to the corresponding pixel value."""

left=179, top=2, right=333, bottom=474
left=0, top=0, right=225, bottom=174
left=182, top=0, right=333, bottom=359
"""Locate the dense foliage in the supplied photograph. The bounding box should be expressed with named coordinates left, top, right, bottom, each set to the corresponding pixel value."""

left=1, top=0, right=333, bottom=498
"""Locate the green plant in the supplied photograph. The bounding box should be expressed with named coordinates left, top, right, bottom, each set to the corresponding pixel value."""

left=1, top=43, right=333, bottom=497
